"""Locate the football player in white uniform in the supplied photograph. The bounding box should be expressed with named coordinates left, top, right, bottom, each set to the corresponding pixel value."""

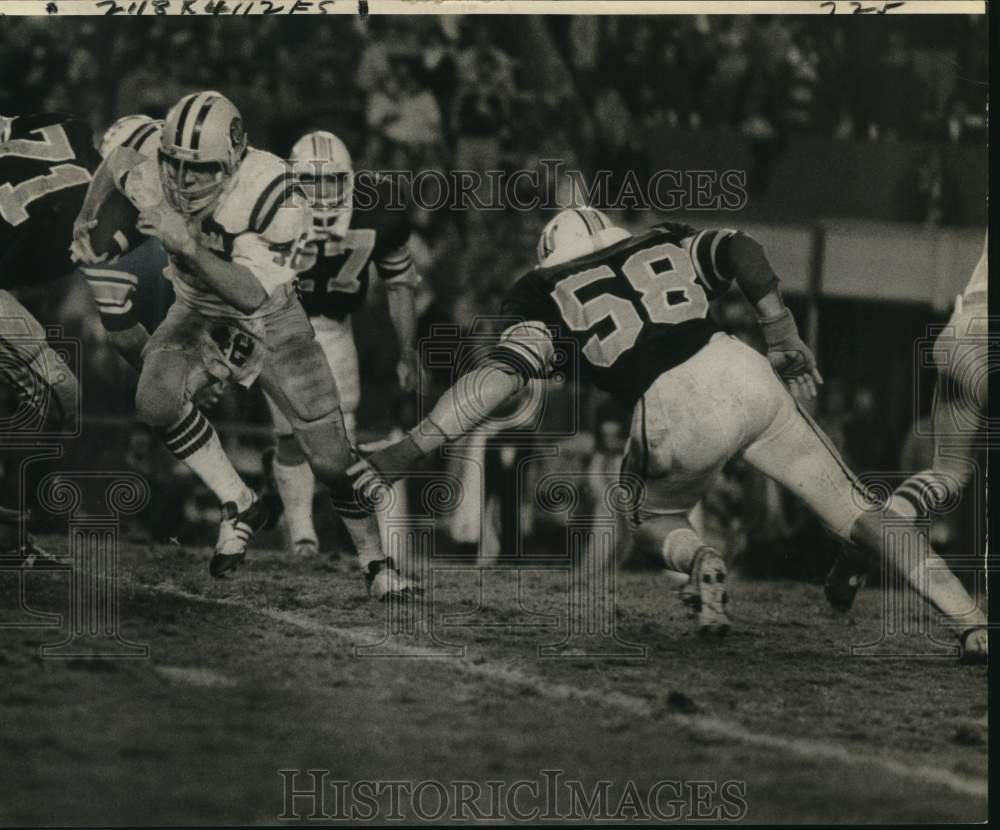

left=73, top=92, right=408, bottom=598
left=75, top=113, right=170, bottom=371
left=827, top=233, right=990, bottom=639
left=263, top=130, right=420, bottom=557
left=894, top=232, right=988, bottom=517
left=350, top=208, right=987, bottom=660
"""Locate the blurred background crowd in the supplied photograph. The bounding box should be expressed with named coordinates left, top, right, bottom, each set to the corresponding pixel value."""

left=0, top=14, right=987, bottom=579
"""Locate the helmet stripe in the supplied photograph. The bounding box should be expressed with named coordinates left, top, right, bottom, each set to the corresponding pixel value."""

left=122, top=122, right=153, bottom=150
left=574, top=208, right=599, bottom=235
left=188, top=94, right=217, bottom=152
left=173, top=93, right=199, bottom=147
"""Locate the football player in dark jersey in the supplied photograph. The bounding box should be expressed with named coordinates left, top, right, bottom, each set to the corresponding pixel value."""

left=350, top=207, right=986, bottom=661
left=0, top=112, right=97, bottom=432
left=263, top=130, right=420, bottom=557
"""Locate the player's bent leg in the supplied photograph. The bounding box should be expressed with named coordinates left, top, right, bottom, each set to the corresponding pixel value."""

left=632, top=513, right=730, bottom=636
left=894, top=294, right=989, bottom=519
left=849, top=509, right=986, bottom=662
left=314, top=315, right=361, bottom=443
left=138, top=313, right=262, bottom=576
left=624, top=347, right=743, bottom=633
left=259, top=307, right=417, bottom=600
left=742, top=391, right=984, bottom=656
left=264, top=390, right=318, bottom=556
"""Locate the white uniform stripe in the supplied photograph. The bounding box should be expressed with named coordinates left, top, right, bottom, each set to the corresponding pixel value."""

left=84, top=268, right=138, bottom=283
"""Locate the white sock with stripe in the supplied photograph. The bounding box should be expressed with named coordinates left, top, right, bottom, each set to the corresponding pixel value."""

left=160, top=403, right=253, bottom=511
left=891, top=470, right=947, bottom=519
left=272, top=458, right=318, bottom=544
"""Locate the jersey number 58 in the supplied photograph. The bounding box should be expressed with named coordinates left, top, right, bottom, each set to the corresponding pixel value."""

left=552, top=243, right=709, bottom=367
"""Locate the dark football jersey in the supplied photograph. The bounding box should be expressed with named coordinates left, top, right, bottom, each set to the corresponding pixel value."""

left=295, top=197, right=413, bottom=321
left=1, top=114, right=99, bottom=289
left=498, top=222, right=738, bottom=407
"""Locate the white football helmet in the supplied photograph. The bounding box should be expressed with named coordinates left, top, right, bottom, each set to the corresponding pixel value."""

left=536, top=207, right=626, bottom=267
left=289, top=130, right=353, bottom=237
left=100, top=114, right=162, bottom=159
left=159, top=91, right=247, bottom=214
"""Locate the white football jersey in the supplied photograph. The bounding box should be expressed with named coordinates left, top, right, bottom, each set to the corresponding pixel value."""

left=115, top=147, right=310, bottom=319
left=964, top=231, right=988, bottom=297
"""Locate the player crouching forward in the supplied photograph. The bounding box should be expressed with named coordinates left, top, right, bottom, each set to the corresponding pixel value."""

left=351, top=208, right=987, bottom=658
left=75, top=92, right=411, bottom=598
left=263, top=130, right=420, bottom=558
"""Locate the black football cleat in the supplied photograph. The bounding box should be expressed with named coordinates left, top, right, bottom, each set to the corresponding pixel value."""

left=824, top=544, right=870, bottom=613
left=209, top=494, right=270, bottom=578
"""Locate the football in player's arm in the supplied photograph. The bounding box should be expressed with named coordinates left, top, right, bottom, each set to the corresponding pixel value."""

left=72, top=115, right=166, bottom=370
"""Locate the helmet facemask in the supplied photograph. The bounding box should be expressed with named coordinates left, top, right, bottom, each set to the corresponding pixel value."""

left=294, top=161, right=353, bottom=237
left=159, top=152, right=229, bottom=215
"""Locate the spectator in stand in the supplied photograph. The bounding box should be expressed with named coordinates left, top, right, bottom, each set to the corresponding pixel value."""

left=896, top=149, right=964, bottom=227
left=367, top=54, right=445, bottom=170
left=419, top=22, right=460, bottom=152
left=454, top=24, right=516, bottom=187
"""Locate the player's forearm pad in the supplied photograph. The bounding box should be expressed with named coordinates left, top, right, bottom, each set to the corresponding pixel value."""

left=758, top=307, right=800, bottom=349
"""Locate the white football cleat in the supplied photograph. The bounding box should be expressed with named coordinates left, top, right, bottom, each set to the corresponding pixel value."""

left=680, top=547, right=730, bottom=636
left=210, top=494, right=269, bottom=578
left=292, top=538, right=319, bottom=557
left=365, top=557, right=423, bottom=601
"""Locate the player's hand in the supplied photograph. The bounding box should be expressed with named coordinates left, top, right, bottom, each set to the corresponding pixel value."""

left=138, top=207, right=197, bottom=258
left=348, top=433, right=428, bottom=503
left=70, top=218, right=106, bottom=265
left=768, top=342, right=823, bottom=402
left=759, top=308, right=823, bottom=402
left=396, top=349, right=420, bottom=393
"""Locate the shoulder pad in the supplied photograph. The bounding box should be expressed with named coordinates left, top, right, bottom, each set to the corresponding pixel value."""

left=216, top=149, right=308, bottom=242
left=649, top=220, right=699, bottom=243
left=120, top=156, right=167, bottom=210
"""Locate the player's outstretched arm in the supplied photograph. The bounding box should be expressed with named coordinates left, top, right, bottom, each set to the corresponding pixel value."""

left=724, top=232, right=823, bottom=401
left=349, top=364, right=526, bottom=497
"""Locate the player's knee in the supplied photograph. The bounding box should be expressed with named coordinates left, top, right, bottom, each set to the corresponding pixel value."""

left=278, top=342, right=340, bottom=424
left=295, top=419, right=353, bottom=485
left=135, top=373, right=185, bottom=428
